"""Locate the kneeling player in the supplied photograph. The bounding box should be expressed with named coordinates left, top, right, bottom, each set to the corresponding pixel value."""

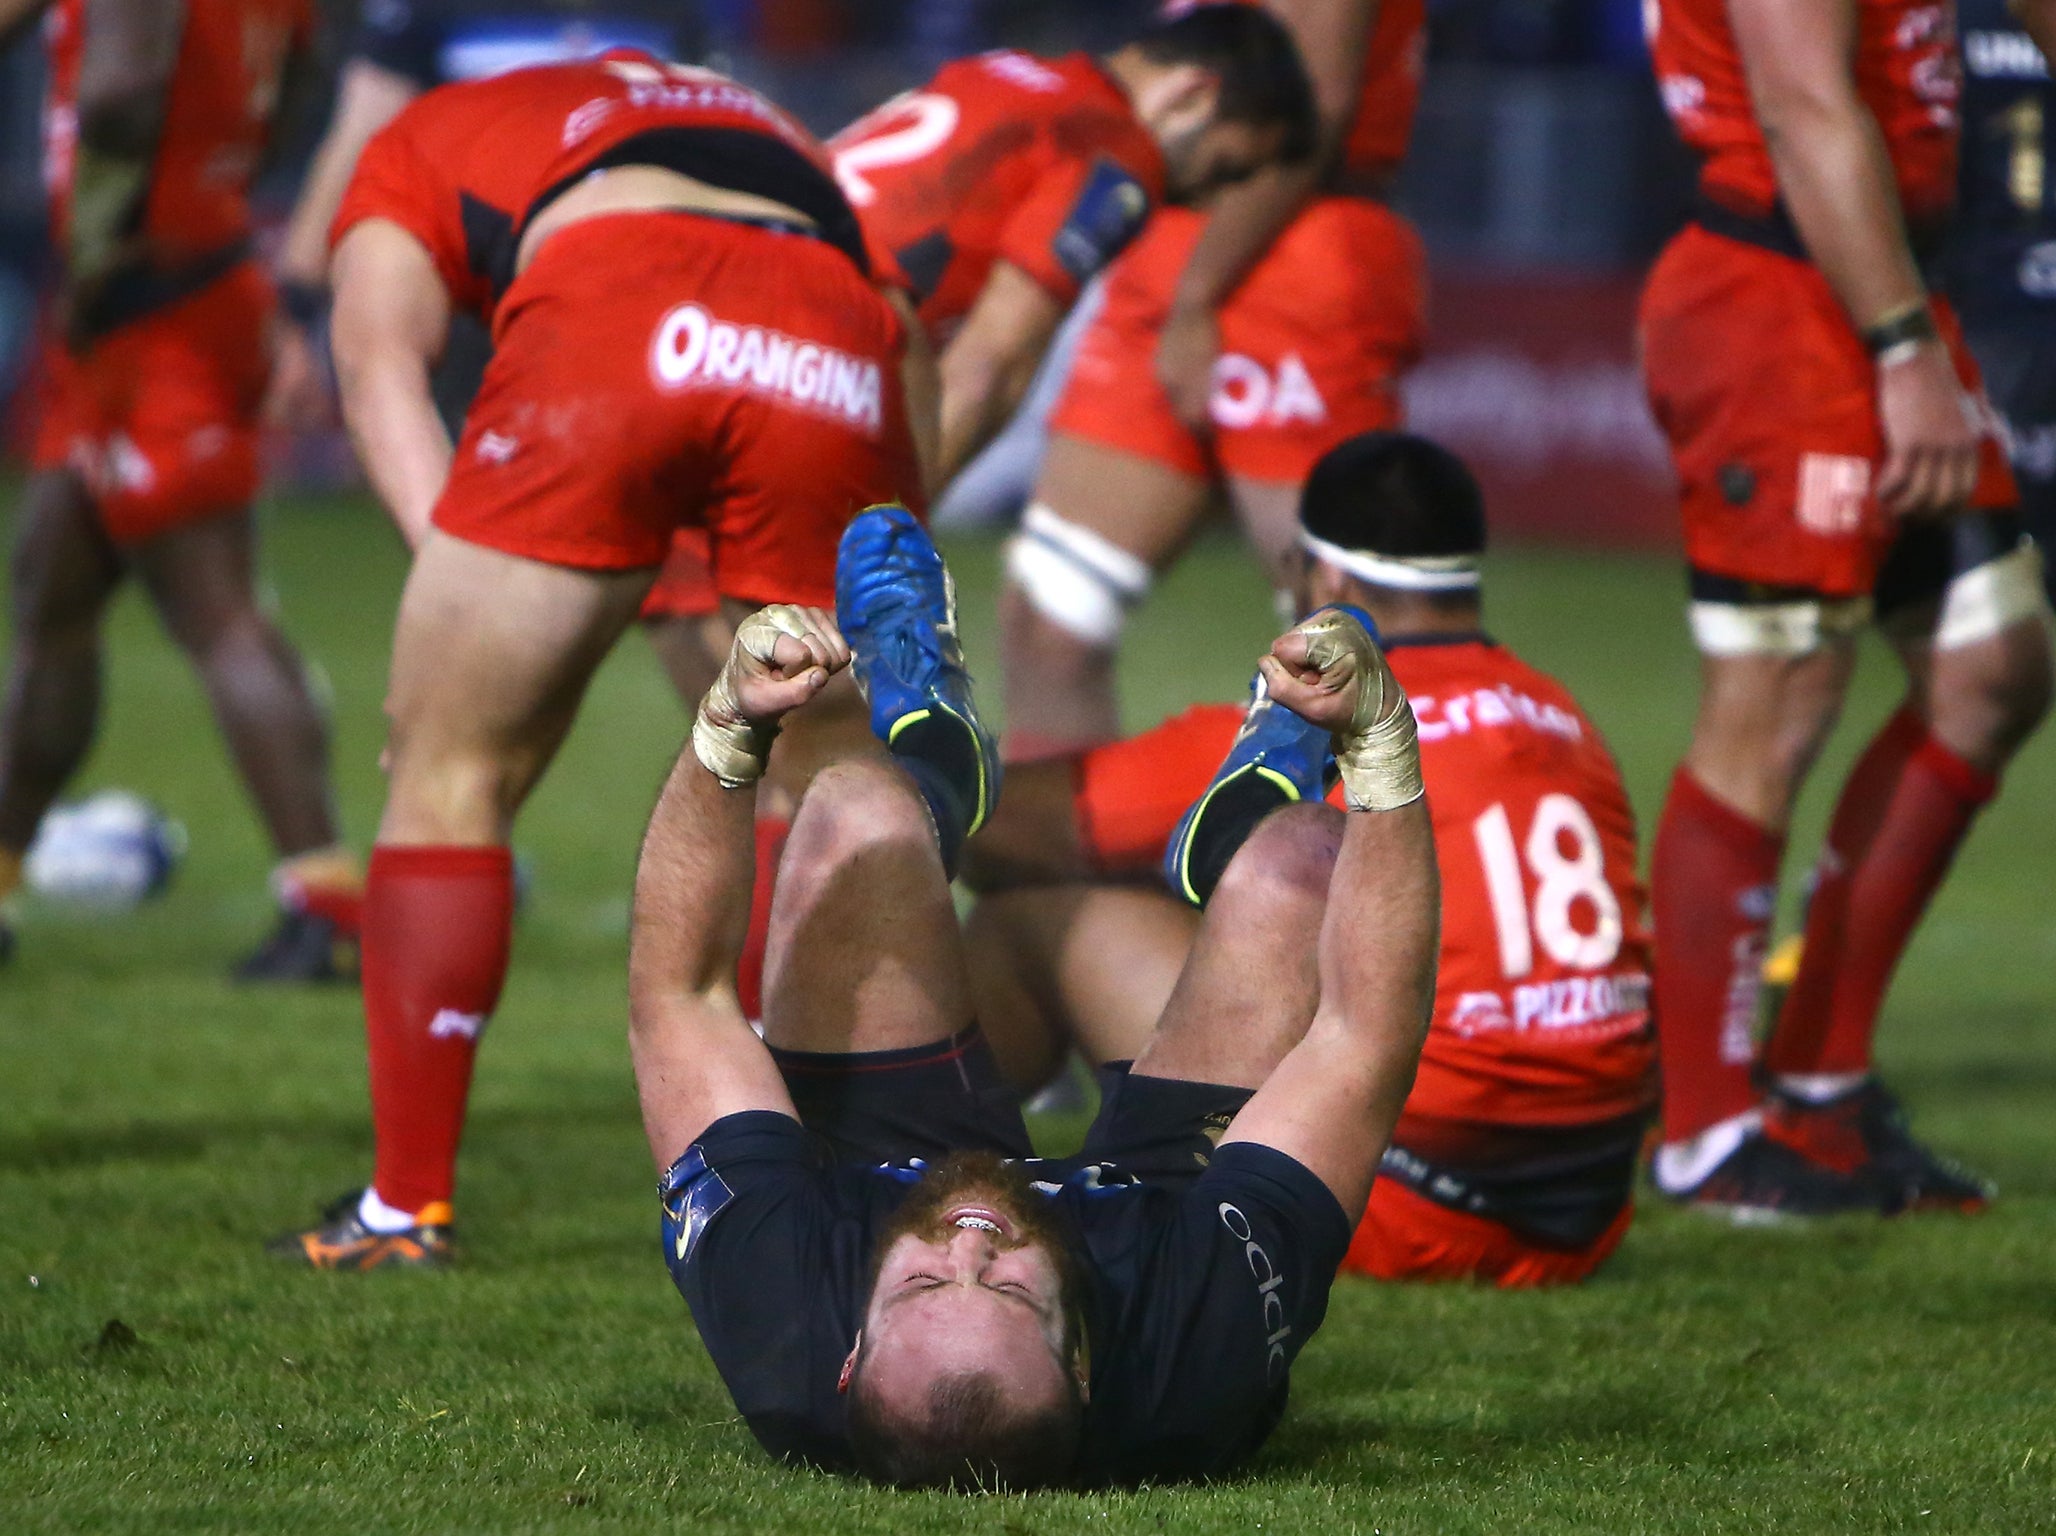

left=271, top=53, right=923, bottom=1266
left=965, top=434, right=1655, bottom=1287
left=631, top=506, right=1435, bottom=1487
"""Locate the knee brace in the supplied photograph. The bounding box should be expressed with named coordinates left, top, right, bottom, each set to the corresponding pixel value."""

left=1004, top=503, right=1152, bottom=647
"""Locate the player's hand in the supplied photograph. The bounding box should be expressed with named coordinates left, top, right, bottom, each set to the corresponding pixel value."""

left=1260, top=607, right=1424, bottom=811
left=1155, top=305, right=1221, bottom=433
left=264, top=322, right=338, bottom=433
left=1876, top=343, right=1982, bottom=520
left=722, top=605, right=850, bottom=726
left=692, top=606, right=849, bottom=787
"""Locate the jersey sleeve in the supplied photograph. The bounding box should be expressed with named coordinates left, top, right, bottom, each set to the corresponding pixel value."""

left=658, top=1110, right=861, bottom=1470
left=350, top=0, right=442, bottom=86
left=996, top=150, right=1155, bottom=306
left=1082, top=1141, right=1352, bottom=1483
left=331, top=108, right=473, bottom=305
left=1075, top=707, right=1241, bottom=873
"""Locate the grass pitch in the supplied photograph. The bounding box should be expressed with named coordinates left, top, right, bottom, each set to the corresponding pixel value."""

left=3, top=491, right=2054, bottom=1533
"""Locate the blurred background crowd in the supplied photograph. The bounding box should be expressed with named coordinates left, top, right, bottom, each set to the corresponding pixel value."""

left=0, top=0, right=1687, bottom=547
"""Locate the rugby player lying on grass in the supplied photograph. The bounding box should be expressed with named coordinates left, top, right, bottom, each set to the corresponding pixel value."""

left=629, top=505, right=1435, bottom=1488
left=964, top=434, right=1659, bottom=1279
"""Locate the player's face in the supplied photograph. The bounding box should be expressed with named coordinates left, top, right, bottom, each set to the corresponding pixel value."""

left=1162, top=119, right=1287, bottom=203
left=850, top=1156, right=1085, bottom=1411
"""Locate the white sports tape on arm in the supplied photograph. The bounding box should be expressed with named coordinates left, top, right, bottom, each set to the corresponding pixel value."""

left=1292, top=609, right=1425, bottom=812
left=691, top=606, right=815, bottom=788
left=1005, top=502, right=1153, bottom=646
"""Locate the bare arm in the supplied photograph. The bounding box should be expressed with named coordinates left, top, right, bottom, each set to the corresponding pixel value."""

left=1217, top=614, right=1436, bottom=1217
left=66, top=0, right=183, bottom=307
left=934, top=259, right=1063, bottom=484
left=631, top=610, right=851, bottom=1171
left=887, top=287, right=943, bottom=499
left=277, top=59, right=421, bottom=291
left=329, top=220, right=453, bottom=547
left=1156, top=0, right=1371, bottom=426
left=1729, top=0, right=1978, bottom=517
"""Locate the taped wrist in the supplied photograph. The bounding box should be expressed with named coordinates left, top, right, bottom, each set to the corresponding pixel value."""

left=1295, top=609, right=1424, bottom=812
left=691, top=606, right=811, bottom=788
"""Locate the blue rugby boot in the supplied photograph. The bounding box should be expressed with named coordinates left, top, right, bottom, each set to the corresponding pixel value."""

left=1161, top=610, right=1367, bottom=907
left=835, top=504, right=1000, bottom=871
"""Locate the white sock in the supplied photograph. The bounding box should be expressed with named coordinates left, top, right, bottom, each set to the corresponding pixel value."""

left=357, top=1187, right=421, bottom=1233
left=1774, top=1071, right=1867, bottom=1104
left=1654, top=1108, right=1763, bottom=1193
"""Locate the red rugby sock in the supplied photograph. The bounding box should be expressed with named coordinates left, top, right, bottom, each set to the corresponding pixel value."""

left=363, top=845, right=514, bottom=1216
left=734, top=815, right=790, bottom=1022
left=1652, top=768, right=1783, bottom=1140
left=1766, top=717, right=1996, bottom=1078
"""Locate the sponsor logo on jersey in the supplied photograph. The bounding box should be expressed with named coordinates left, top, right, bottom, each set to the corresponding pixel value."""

left=1053, top=158, right=1153, bottom=285
left=979, top=49, right=1066, bottom=93
left=650, top=303, right=884, bottom=435
left=1411, top=684, right=1584, bottom=745
left=1210, top=352, right=1327, bottom=430
left=1218, top=1202, right=1293, bottom=1385
left=1964, top=28, right=2051, bottom=80
left=1449, top=970, right=1651, bottom=1037
left=661, top=1143, right=735, bottom=1266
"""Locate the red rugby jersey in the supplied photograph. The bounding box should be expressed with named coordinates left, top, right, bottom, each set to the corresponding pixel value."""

left=1194, top=0, right=1426, bottom=179
left=1649, top=0, right=1962, bottom=224
left=828, top=51, right=1167, bottom=337
left=42, top=0, right=311, bottom=260
left=1074, top=637, right=1656, bottom=1133
left=334, top=52, right=848, bottom=324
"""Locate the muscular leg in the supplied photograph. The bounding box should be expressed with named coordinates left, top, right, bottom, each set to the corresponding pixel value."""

left=643, top=612, right=731, bottom=712
left=132, top=512, right=340, bottom=858
left=354, top=535, right=651, bottom=1221
left=0, top=470, right=124, bottom=861
left=1128, top=802, right=1342, bottom=1090
left=964, top=884, right=1200, bottom=1093
left=999, top=436, right=1213, bottom=758
left=1652, top=641, right=1853, bottom=1150
left=380, top=534, right=651, bottom=845
left=760, top=756, right=971, bottom=1056
left=1224, top=473, right=1305, bottom=603
left=1766, top=608, right=2051, bottom=1082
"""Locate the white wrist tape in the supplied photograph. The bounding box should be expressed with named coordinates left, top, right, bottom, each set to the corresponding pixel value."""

left=1293, top=609, right=1425, bottom=812
left=691, top=605, right=813, bottom=788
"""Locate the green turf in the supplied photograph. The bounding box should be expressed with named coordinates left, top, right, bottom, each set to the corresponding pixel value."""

left=4, top=492, right=2054, bottom=1533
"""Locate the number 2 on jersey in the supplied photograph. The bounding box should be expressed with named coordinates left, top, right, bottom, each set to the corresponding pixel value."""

left=1473, top=795, right=1622, bottom=980
left=833, top=91, right=961, bottom=207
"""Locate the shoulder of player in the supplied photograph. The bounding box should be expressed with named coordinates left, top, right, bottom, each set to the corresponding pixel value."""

left=1393, top=640, right=1611, bottom=755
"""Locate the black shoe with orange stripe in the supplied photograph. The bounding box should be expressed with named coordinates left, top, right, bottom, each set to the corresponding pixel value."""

left=268, top=1190, right=455, bottom=1270
left=1769, top=1079, right=1993, bottom=1214
left=1655, top=1127, right=1885, bottom=1223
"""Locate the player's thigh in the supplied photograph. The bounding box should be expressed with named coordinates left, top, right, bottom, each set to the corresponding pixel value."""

left=6, top=468, right=124, bottom=637
left=1029, top=434, right=1216, bottom=571
left=380, top=534, right=651, bottom=838
left=128, top=510, right=268, bottom=656
left=1224, top=475, right=1303, bottom=585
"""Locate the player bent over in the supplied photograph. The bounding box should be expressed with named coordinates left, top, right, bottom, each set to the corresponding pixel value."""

left=0, top=0, right=359, bottom=977
left=1640, top=0, right=2055, bottom=1218
left=966, top=435, right=1655, bottom=1287
left=269, top=54, right=923, bottom=1267
left=632, top=507, right=1434, bottom=1487
left=1000, top=0, right=1428, bottom=757
left=637, top=4, right=1318, bottom=700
